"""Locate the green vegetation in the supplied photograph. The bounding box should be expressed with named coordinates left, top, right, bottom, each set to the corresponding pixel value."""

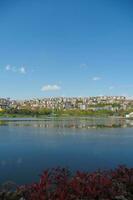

left=0, top=108, right=53, bottom=118
left=54, top=109, right=114, bottom=117
left=0, top=107, right=117, bottom=118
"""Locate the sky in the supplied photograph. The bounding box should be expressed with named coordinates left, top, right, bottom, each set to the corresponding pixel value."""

left=0, top=0, right=133, bottom=99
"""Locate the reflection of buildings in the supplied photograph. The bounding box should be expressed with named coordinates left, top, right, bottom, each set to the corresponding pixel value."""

left=126, top=119, right=133, bottom=126
left=4, top=117, right=133, bottom=129
left=126, top=112, right=133, bottom=118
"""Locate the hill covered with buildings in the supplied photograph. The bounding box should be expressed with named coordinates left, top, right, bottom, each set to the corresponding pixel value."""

left=0, top=96, right=133, bottom=117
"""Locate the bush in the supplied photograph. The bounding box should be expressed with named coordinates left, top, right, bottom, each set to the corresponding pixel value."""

left=21, top=166, right=133, bottom=200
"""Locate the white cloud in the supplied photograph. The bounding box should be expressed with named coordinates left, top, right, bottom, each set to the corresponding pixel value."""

left=5, top=65, right=26, bottom=74
left=5, top=65, right=11, bottom=71
left=92, top=76, right=101, bottom=81
left=19, top=67, right=26, bottom=74
left=41, top=84, right=61, bottom=92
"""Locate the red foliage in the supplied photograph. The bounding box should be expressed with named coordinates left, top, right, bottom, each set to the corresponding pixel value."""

left=22, top=166, right=133, bottom=200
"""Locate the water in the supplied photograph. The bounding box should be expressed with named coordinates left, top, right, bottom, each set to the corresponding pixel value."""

left=0, top=117, right=133, bottom=184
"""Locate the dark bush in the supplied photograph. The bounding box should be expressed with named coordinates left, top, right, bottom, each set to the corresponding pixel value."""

left=21, top=166, right=133, bottom=200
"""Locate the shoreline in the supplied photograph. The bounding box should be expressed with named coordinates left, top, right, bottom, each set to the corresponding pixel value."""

left=0, top=116, right=132, bottom=129
left=0, top=115, right=126, bottom=121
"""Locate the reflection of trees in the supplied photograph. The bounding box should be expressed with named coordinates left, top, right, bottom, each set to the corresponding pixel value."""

left=0, top=121, right=7, bottom=126
left=1, top=117, right=132, bottom=129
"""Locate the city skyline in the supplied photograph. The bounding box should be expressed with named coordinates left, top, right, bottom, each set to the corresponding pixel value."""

left=0, top=0, right=133, bottom=99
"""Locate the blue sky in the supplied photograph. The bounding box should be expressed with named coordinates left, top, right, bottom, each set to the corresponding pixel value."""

left=0, top=0, right=133, bottom=99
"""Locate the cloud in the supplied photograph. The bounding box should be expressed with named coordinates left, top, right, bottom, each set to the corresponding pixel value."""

left=92, top=76, right=101, bottom=81
left=5, top=65, right=11, bottom=71
left=5, top=65, right=26, bottom=74
left=41, top=84, right=61, bottom=92
left=19, top=67, right=26, bottom=74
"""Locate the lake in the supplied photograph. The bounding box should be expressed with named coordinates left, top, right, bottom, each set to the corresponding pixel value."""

left=0, top=117, right=133, bottom=185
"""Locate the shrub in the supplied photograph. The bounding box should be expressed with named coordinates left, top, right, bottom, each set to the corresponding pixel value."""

left=21, top=166, right=133, bottom=200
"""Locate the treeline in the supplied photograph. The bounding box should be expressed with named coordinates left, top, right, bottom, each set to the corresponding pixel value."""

left=1, top=107, right=132, bottom=117
left=0, top=108, right=115, bottom=117
left=4, top=108, right=53, bottom=117
left=54, top=109, right=114, bottom=116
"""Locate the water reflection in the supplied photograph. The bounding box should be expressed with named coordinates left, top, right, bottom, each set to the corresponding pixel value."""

left=0, top=157, right=23, bottom=167
left=0, top=117, right=133, bottom=128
